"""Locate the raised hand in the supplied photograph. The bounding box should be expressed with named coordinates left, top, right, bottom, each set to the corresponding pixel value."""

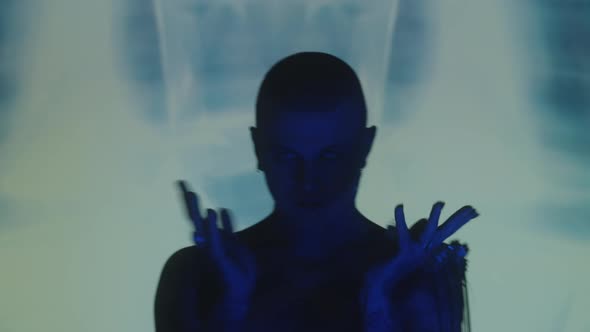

left=177, top=180, right=257, bottom=313
left=388, top=202, right=476, bottom=276
left=361, top=202, right=478, bottom=330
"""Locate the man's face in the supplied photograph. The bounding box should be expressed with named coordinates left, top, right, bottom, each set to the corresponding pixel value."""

left=253, top=101, right=374, bottom=221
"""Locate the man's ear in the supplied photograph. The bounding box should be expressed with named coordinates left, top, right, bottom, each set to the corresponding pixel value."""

left=250, top=126, right=263, bottom=171
left=359, top=125, right=377, bottom=168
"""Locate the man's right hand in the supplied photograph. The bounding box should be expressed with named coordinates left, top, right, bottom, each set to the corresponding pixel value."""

left=177, top=180, right=257, bottom=317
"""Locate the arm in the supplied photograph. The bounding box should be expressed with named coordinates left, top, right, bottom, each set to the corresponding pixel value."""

left=396, top=245, right=469, bottom=332
left=361, top=295, right=400, bottom=332
left=361, top=271, right=455, bottom=332
left=208, top=295, right=251, bottom=332
left=154, top=248, right=253, bottom=332
left=157, top=182, right=258, bottom=331
left=399, top=287, right=442, bottom=332
left=360, top=201, right=472, bottom=332
left=155, top=248, right=205, bottom=332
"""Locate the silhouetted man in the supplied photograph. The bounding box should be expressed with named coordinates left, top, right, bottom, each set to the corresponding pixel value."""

left=155, top=52, right=476, bottom=332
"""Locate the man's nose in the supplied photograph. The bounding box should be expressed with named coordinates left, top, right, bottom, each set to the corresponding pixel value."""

left=297, top=161, right=318, bottom=192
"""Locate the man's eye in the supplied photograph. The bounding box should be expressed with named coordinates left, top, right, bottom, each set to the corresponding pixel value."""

left=321, top=152, right=338, bottom=160
left=277, top=152, right=297, bottom=160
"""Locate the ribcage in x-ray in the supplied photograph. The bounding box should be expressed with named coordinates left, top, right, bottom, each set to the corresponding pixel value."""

left=381, top=0, right=433, bottom=125
left=114, top=0, right=167, bottom=124
left=0, top=1, right=29, bottom=229
left=530, top=0, right=590, bottom=239
left=0, top=1, right=25, bottom=119
left=114, top=1, right=427, bottom=127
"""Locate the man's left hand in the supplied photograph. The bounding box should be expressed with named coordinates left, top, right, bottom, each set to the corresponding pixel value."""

left=360, top=202, right=479, bottom=330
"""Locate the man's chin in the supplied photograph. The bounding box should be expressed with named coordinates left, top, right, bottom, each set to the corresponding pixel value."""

left=279, top=201, right=324, bottom=216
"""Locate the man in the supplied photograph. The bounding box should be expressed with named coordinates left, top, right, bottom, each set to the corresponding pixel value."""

left=155, top=52, right=477, bottom=331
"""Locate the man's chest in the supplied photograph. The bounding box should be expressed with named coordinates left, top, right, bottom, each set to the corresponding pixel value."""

left=241, top=255, right=373, bottom=332
left=246, top=274, right=364, bottom=332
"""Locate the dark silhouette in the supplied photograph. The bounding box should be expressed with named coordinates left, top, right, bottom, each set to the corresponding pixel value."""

left=155, top=52, right=476, bottom=332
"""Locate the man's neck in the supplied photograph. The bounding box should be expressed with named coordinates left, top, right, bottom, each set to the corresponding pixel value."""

left=269, top=208, right=371, bottom=261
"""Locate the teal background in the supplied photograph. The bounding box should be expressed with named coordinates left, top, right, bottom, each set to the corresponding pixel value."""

left=0, top=1, right=588, bottom=331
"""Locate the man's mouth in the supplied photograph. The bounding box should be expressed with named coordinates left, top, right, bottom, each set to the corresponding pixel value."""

left=298, top=200, right=323, bottom=209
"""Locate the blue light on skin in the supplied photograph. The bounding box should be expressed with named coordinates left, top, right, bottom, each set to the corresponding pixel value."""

left=249, top=98, right=462, bottom=331
left=156, top=52, right=469, bottom=332
left=250, top=97, right=377, bottom=259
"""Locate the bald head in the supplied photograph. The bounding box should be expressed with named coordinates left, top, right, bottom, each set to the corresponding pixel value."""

left=250, top=52, right=376, bottom=225
left=255, top=52, right=367, bottom=131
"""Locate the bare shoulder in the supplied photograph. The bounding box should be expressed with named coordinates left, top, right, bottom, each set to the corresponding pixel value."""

left=158, top=245, right=211, bottom=283
left=155, top=246, right=214, bottom=331
left=164, top=245, right=200, bottom=266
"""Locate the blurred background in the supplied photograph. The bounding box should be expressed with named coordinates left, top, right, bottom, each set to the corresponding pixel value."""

left=0, top=0, right=588, bottom=331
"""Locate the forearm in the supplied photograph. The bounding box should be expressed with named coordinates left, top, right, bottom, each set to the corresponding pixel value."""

left=363, top=310, right=397, bottom=332
left=207, top=295, right=251, bottom=332
left=361, top=285, right=399, bottom=332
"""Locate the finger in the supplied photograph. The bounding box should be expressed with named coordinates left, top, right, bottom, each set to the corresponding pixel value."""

left=178, top=180, right=207, bottom=246
left=199, top=206, right=210, bottom=247
left=177, top=180, right=204, bottom=227
left=220, top=208, right=235, bottom=234
left=430, top=205, right=479, bottom=247
left=219, top=209, right=236, bottom=253
left=177, top=180, right=189, bottom=193
left=420, top=201, right=444, bottom=245
left=394, top=204, right=410, bottom=249
left=205, top=209, right=224, bottom=257
left=185, top=191, right=205, bottom=232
